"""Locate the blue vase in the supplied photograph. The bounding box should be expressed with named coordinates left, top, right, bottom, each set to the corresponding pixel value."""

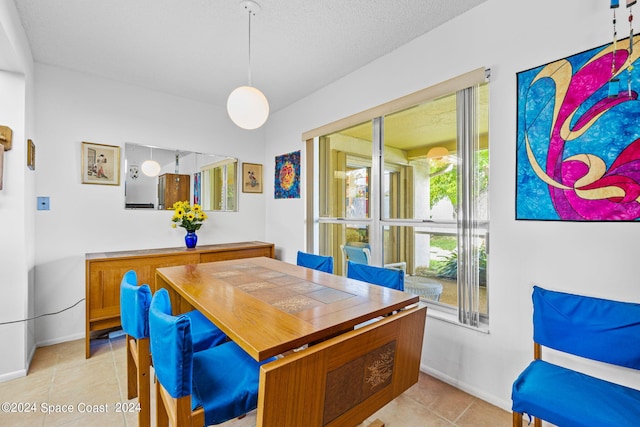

left=185, top=230, right=198, bottom=248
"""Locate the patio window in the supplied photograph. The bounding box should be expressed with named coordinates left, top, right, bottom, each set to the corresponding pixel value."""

left=304, top=69, right=489, bottom=327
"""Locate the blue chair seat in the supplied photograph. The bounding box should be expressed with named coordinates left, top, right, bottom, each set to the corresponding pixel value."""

left=192, top=341, right=267, bottom=424
left=296, top=251, right=334, bottom=273
left=150, top=288, right=276, bottom=426
left=119, top=270, right=227, bottom=427
left=512, top=359, right=640, bottom=427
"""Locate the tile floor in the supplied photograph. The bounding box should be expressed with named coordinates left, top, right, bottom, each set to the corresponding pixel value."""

left=0, top=335, right=511, bottom=426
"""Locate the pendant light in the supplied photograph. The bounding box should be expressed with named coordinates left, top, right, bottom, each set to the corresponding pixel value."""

left=227, top=0, right=269, bottom=130
left=141, top=147, right=161, bottom=177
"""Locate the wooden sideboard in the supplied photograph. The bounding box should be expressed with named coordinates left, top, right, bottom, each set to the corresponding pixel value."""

left=85, top=241, right=274, bottom=358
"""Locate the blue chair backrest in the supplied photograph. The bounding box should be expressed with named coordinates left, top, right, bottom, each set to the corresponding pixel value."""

left=533, top=286, right=640, bottom=369
left=120, top=270, right=152, bottom=339
left=149, top=288, right=193, bottom=398
left=296, top=251, right=334, bottom=273
left=342, top=244, right=370, bottom=265
left=347, top=261, right=404, bottom=291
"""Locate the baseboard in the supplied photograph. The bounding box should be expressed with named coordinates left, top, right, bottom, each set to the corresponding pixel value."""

left=27, top=342, right=36, bottom=369
left=36, top=332, right=84, bottom=348
left=0, top=368, right=27, bottom=383
left=420, top=364, right=512, bottom=412
left=0, top=343, right=38, bottom=384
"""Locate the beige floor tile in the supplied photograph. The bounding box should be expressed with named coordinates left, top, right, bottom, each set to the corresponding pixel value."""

left=405, top=373, right=476, bottom=422
left=456, top=399, right=511, bottom=427
left=0, top=408, right=46, bottom=427
left=367, top=394, right=454, bottom=426
left=0, top=336, right=510, bottom=427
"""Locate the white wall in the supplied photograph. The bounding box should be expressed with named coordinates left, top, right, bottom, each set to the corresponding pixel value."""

left=0, top=0, right=35, bottom=382
left=32, top=64, right=268, bottom=346
left=265, top=0, right=640, bottom=411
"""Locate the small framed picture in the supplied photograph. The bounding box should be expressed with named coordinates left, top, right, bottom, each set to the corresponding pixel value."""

left=27, top=139, right=35, bottom=170
left=81, top=141, right=120, bottom=185
left=242, top=162, right=263, bottom=193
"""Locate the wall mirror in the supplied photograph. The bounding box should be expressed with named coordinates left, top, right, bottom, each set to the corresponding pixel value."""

left=124, top=142, right=238, bottom=211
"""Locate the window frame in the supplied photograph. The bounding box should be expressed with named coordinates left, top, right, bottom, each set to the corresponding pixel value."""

left=303, top=68, right=489, bottom=327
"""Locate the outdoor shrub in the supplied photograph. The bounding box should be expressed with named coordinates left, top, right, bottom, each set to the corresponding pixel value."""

left=436, top=246, right=487, bottom=286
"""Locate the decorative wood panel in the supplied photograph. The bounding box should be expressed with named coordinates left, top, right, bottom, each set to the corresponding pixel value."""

left=257, top=304, right=426, bottom=427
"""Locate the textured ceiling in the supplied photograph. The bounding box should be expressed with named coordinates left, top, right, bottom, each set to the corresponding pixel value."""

left=13, top=0, right=486, bottom=112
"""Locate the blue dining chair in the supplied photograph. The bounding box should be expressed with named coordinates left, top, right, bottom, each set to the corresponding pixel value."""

left=149, top=288, right=277, bottom=426
left=296, top=250, right=334, bottom=273
left=120, top=270, right=227, bottom=427
left=346, top=261, right=405, bottom=291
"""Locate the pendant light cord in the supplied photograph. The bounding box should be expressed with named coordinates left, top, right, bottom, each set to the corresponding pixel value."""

left=248, top=8, right=252, bottom=86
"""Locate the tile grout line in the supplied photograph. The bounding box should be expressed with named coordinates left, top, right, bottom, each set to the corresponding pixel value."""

left=42, top=351, right=60, bottom=427
left=452, top=400, right=476, bottom=426
left=108, top=337, right=129, bottom=426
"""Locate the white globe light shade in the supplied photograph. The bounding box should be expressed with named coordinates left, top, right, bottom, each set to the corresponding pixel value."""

left=141, top=159, right=161, bottom=177
left=227, top=86, right=270, bottom=130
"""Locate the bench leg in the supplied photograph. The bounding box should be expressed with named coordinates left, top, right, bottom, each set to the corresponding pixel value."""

left=512, top=411, right=522, bottom=426
left=369, top=420, right=385, bottom=427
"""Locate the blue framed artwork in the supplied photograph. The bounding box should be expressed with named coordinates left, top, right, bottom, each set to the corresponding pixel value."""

left=274, top=150, right=300, bottom=199
left=517, top=34, right=640, bottom=221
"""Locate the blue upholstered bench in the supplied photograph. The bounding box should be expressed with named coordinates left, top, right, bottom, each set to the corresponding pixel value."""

left=511, top=286, right=640, bottom=427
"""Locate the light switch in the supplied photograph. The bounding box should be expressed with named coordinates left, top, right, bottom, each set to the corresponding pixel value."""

left=37, top=196, right=50, bottom=210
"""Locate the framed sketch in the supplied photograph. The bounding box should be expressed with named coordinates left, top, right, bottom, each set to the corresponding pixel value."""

left=27, top=139, right=35, bottom=170
left=242, top=162, right=263, bottom=193
left=81, top=141, right=120, bottom=185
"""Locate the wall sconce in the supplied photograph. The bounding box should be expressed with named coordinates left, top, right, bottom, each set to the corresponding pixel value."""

left=0, top=126, right=12, bottom=151
left=0, top=144, right=4, bottom=191
left=0, top=126, right=13, bottom=191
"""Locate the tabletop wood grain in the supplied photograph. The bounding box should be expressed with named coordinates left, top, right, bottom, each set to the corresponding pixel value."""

left=155, top=257, right=419, bottom=361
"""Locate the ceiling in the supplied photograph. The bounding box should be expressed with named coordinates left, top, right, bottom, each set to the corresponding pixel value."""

left=339, top=84, right=489, bottom=151
left=12, top=0, right=486, bottom=113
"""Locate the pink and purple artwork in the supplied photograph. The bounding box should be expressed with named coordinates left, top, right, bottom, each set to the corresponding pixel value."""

left=517, top=34, right=640, bottom=221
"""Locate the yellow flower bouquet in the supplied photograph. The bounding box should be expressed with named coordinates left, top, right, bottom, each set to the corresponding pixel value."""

left=170, top=201, right=207, bottom=232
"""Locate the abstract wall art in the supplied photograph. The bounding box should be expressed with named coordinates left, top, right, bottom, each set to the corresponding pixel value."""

left=274, top=150, right=300, bottom=199
left=516, top=34, right=640, bottom=221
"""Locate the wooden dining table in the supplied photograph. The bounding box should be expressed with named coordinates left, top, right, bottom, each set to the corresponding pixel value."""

left=155, top=256, right=420, bottom=361
left=155, top=256, right=427, bottom=427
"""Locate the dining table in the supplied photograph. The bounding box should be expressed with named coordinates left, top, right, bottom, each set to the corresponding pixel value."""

left=155, top=256, right=426, bottom=427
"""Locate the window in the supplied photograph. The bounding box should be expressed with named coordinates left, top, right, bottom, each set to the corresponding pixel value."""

left=201, top=159, right=237, bottom=211
left=306, top=69, right=489, bottom=326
